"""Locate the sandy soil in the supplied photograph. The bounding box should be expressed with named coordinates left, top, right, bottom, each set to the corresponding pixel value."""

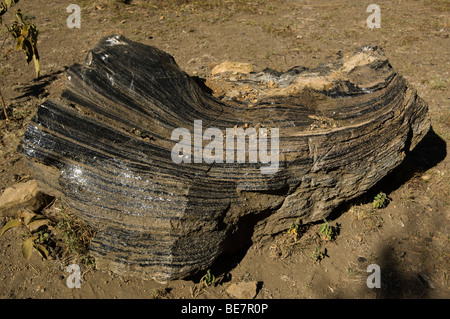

left=0, top=0, right=449, bottom=299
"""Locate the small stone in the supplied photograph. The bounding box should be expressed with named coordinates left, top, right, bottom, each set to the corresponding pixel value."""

left=226, top=281, right=258, bottom=299
left=418, top=274, right=435, bottom=289
left=0, top=180, right=51, bottom=217
left=357, top=256, right=367, bottom=262
left=211, top=61, right=254, bottom=75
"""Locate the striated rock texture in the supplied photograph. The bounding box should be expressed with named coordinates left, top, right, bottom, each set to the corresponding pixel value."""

left=19, top=35, right=430, bottom=281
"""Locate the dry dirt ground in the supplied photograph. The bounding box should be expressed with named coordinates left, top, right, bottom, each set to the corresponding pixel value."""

left=0, top=0, right=449, bottom=299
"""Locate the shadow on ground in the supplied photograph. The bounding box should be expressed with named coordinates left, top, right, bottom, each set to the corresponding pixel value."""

left=14, top=68, right=67, bottom=100
left=330, top=126, right=447, bottom=217
left=374, top=244, right=432, bottom=298
left=341, top=126, right=446, bottom=298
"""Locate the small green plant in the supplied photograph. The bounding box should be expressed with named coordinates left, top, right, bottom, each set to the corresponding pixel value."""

left=0, top=0, right=40, bottom=121
left=200, top=269, right=215, bottom=286
left=56, top=205, right=95, bottom=267
left=310, top=246, right=327, bottom=263
left=318, top=218, right=335, bottom=241
left=0, top=1, right=40, bottom=77
left=191, top=269, right=216, bottom=297
left=0, top=210, right=51, bottom=260
left=373, top=192, right=387, bottom=209
left=287, top=218, right=302, bottom=241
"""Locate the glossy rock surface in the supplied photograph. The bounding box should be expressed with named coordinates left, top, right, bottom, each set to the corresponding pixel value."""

left=19, top=35, right=430, bottom=281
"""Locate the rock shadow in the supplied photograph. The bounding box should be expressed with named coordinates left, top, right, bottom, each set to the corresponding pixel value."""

left=373, top=244, right=432, bottom=298
left=329, top=126, right=447, bottom=219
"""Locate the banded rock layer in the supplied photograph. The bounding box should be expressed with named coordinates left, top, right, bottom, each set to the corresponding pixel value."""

left=19, top=35, right=430, bottom=281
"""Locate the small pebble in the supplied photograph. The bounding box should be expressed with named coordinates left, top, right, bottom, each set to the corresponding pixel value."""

left=418, top=274, right=435, bottom=289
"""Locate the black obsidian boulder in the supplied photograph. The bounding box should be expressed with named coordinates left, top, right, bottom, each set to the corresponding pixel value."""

left=19, top=35, right=430, bottom=281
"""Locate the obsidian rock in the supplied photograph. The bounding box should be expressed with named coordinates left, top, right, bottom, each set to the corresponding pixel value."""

left=19, top=35, right=430, bottom=281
